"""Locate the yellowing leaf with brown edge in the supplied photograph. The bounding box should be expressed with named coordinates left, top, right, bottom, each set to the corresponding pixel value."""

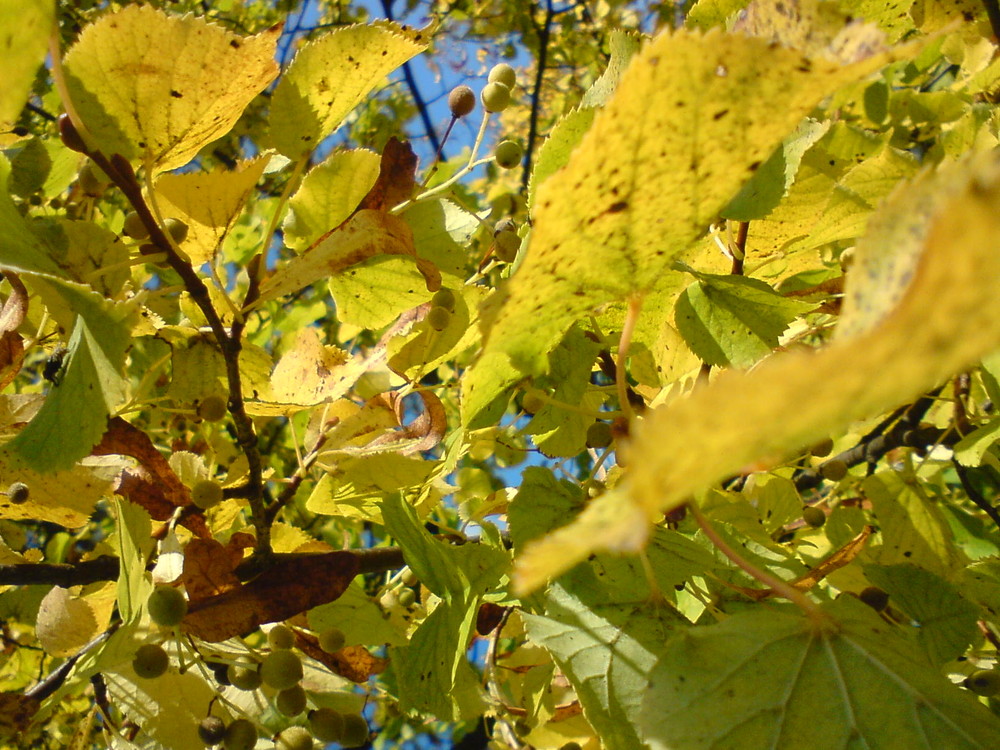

left=513, top=151, right=1000, bottom=595
left=154, top=156, right=270, bottom=265
left=270, top=23, right=427, bottom=158
left=63, top=6, right=280, bottom=171
left=465, top=25, right=921, bottom=407
left=0, top=457, right=112, bottom=528
left=270, top=327, right=350, bottom=408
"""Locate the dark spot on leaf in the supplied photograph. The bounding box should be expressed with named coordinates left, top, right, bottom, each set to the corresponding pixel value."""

left=170, top=90, right=183, bottom=99
left=749, top=160, right=762, bottom=172
left=608, top=201, right=628, bottom=213
left=713, top=109, right=729, bottom=121
left=903, top=550, right=912, bottom=557
left=230, top=40, right=241, bottom=49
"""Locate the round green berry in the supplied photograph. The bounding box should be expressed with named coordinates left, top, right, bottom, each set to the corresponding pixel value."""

left=809, top=437, right=834, bottom=458
left=427, top=305, right=452, bottom=332
left=227, top=661, right=262, bottom=691
left=223, top=718, right=258, bottom=750
left=147, top=585, right=187, bottom=627
left=132, top=644, right=169, bottom=679
left=480, top=82, right=511, bottom=113
left=164, top=217, right=188, bottom=244
left=488, top=63, right=516, bottom=90
left=397, top=587, right=416, bottom=608
left=123, top=211, right=149, bottom=240
left=431, top=288, right=456, bottom=312
left=494, top=140, right=523, bottom=169
left=801, top=506, right=826, bottom=528
left=7, top=481, right=29, bottom=505
left=521, top=390, right=546, bottom=415
left=820, top=459, right=848, bottom=481
left=276, top=726, right=314, bottom=750
left=260, top=648, right=303, bottom=690
left=448, top=85, right=476, bottom=118
left=317, top=627, right=346, bottom=654
left=191, top=479, right=224, bottom=510
left=268, top=623, right=295, bottom=650
left=79, top=161, right=110, bottom=196
left=275, top=685, right=307, bottom=716
left=198, top=716, right=226, bottom=746
left=308, top=708, right=345, bottom=743
left=858, top=586, right=889, bottom=612
left=966, top=669, right=1000, bottom=697
left=586, top=422, right=614, bottom=449
left=494, top=229, right=520, bottom=262
left=197, top=394, right=228, bottom=422
left=340, top=714, right=369, bottom=748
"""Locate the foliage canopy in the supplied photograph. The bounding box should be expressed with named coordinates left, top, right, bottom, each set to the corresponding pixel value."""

left=2, top=0, right=1000, bottom=748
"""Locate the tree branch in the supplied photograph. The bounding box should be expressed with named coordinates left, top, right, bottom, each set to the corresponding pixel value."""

left=522, top=0, right=555, bottom=191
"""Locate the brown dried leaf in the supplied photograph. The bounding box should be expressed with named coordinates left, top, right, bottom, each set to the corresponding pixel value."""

left=297, top=633, right=388, bottom=683
left=0, top=273, right=28, bottom=390
left=354, top=137, right=418, bottom=213
left=366, top=390, right=447, bottom=454
left=181, top=551, right=359, bottom=642
left=180, top=536, right=250, bottom=603
left=0, top=692, right=40, bottom=740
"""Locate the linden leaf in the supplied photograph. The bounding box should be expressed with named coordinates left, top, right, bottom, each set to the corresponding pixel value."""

left=465, top=26, right=919, bottom=418
left=63, top=5, right=280, bottom=171
left=9, top=283, right=136, bottom=472
left=35, top=586, right=99, bottom=658
left=639, top=597, right=1000, bottom=750
left=283, top=149, right=381, bottom=251
left=270, top=327, right=349, bottom=408
left=270, top=23, right=427, bottom=158
left=0, top=0, right=53, bottom=138
left=154, top=156, right=270, bottom=265
left=0, top=155, right=65, bottom=277
left=674, top=270, right=814, bottom=369
left=308, top=581, right=407, bottom=648
left=328, top=254, right=436, bottom=329
left=513, top=152, right=1000, bottom=595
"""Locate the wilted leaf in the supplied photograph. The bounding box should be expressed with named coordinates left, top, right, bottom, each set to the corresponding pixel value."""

left=181, top=551, right=359, bottom=641
left=180, top=536, right=249, bottom=603
left=639, top=597, right=1000, bottom=749
left=270, top=24, right=426, bottom=158
left=63, top=5, right=280, bottom=171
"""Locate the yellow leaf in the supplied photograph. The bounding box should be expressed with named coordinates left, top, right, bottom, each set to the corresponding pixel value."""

left=64, top=6, right=280, bottom=171
left=270, top=327, right=350, bottom=407
left=0, top=0, right=53, bottom=140
left=154, top=156, right=270, bottom=265
left=469, top=26, right=920, bottom=384
left=270, top=23, right=427, bottom=158
left=35, top=586, right=99, bottom=657
left=0, top=456, right=113, bottom=528
left=514, top=151, right=1000, bottom=594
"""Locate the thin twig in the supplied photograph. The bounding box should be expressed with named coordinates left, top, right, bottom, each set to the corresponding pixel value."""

left=522, top=0, right=555, bottom=191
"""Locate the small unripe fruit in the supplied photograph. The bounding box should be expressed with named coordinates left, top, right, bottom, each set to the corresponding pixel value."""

left=810, top=437, right=834, bottom=458
left=488, top=63, right=516, bottom=90
left=191, top=479, right=224, bottom=510
left=7, top=481, right=29, bottom=505
left=147, top=585, right=187, bottom=627
left=164, top=217, right=188, bottom=244
left=400, top=567, right=419, bottom=586
left=494, top=217, right=516, bottom=235
left=308, top=708, right=345, bottom=743
left=123, top=211, right=149, bottom=240
left=801, top=506, right=826, bottom=528
left=481, top=82, right=511, bottom=113
left=494, top=229, right=520, bottom=262
left=268, top=623, right=295, bottom=650
left=132, top=644, right=169, bottom=679
left=397, top=587, right=416, bottom=607
left=198, top=717, right=226, bottom=746
left=58, top=114, right=87, bottom=153
left=317, top=627, right=346, bottom=654
left=431, top=288, right=456, bottom=312
left=223, top=718, right=257, bottom=750
left=197, top=394, right=228, bottom=422
left=340, top=714, right=369, bottom=748
left=858, top=586, right=889, bottom=612
left=427, top=305, right=451, bottom=331
left=79, top=161, right=110, bottom=196
left=260, top=648, right=303, bottom=690
left=521, top=390, right=546, bottom=415
left=820, top=459, right=848, bottom=481
left=227, top=661, right=262, bottom=691
left=494, top=140, right=523, bottom=169
left=586, top=422, right=614, bottom=449
left=560, top=744, right=583, bottom=750
left=448, top=85, right=476, bottom=118
left=275, top=685, right=307, bottom=716
left=276, top=726, right=314, bottom=750
left=965, top=669, right=1000, bottom=697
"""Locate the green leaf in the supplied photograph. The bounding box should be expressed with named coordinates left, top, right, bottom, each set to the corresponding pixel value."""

left=308, top=581, right=406, bottom=647
left=327, top=254, right=434, bottom=330
left=640, top=597, right=1000, bottom=750
left=63, top=5, right=280, bottom=171
left=674, top=270, right=813, bottom=369
left=466, top=26, right=916, bottom=416
left=269, top=23, right=426, bottom=158
left=306, top=455, right=438, bottom=524
left=10, top=282, right=136, bottom=471
left=508, top=466, right=586, bottom=552
left=0, top=0, right=53, bottom=132
left=113, top=497, right=152, bottom=625
left=0, top=155, right=65, bottom=276
left=528, top=107, right=596, bottom=210
left=579, top=30, right=643, bottom=109
left=686, top=0, right=750, bottom=29
left=283, top=149, right=381, bottom=252
left=864, top=563, right=979, bottom=666
left=524, top=582, right=680, bottom=750
left=954, top=418, right=1000, bottom=468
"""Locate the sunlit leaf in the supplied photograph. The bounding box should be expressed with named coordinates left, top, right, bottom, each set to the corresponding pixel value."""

left=0, top=0, right=53, bottom=139
left=270, top=23, right=427, bottom=158
left=63, top=5, right=280, bottom=171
